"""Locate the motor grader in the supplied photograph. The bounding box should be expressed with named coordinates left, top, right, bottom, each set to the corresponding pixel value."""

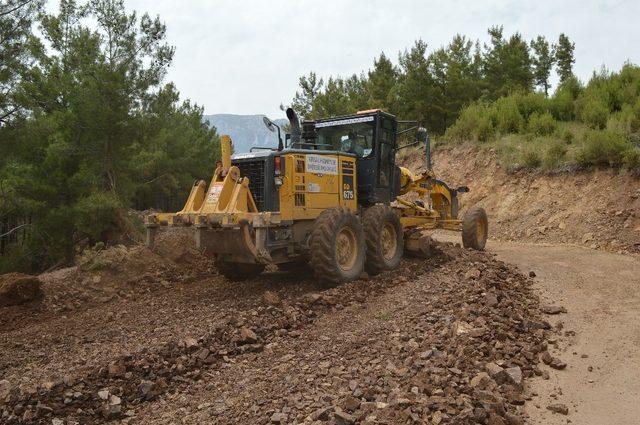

left=145, top=108, right=488, bottom=284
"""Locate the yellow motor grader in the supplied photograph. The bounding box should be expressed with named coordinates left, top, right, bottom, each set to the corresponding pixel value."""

left=145, top=108, right=488, bottom=284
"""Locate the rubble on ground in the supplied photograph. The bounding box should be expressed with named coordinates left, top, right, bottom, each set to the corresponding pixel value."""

left=0, top=273, right=43, bottom=307
left=0, top=242, right=559, bottom=424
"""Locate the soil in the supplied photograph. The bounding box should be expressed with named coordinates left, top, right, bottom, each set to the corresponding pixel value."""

left=1, top=236, right=549, bottom=424
left=434, top=232, right=640, bottom=425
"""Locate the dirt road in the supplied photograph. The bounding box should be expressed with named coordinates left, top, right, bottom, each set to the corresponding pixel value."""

left=450, top=237, right=640, bottom=425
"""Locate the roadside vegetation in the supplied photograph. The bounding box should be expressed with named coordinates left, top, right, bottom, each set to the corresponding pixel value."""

left=291, top=29, right=640, bottom=172
left=444, top=68, right=640, bottom=171
left=0, top=0, right=219, bottom=273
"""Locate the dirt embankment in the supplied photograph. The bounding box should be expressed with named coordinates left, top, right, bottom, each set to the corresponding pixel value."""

left=426, top=145, right=640, bottom=254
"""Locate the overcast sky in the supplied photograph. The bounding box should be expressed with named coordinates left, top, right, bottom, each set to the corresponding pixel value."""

left=50, top=0, right=640, bottom=118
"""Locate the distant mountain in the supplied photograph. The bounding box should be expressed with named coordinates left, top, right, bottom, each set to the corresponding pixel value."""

left=203, top=114, right=288, bottom=153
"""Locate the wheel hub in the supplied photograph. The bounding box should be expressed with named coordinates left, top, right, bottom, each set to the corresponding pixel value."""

left=380, top=222, right=398, bottom=261
left=335, top=226, right=357, bottom=271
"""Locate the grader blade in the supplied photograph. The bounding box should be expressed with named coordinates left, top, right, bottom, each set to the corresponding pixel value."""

left=403, top=229, right=435, bottom=258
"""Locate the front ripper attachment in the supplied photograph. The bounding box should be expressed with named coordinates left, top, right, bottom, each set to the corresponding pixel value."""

left=145, top=135, right=262, bottom=260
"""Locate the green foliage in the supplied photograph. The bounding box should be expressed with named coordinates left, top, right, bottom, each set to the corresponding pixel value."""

left=493, top=96, right=524, bottom=134
left=556, top=33, right=576, bottom=84
left=443, top=103, right=493, bottom=143
left=530, top=36, right=555, bottom=95
left=528, top=112, right=557, bottom=136
left=74, top=192, right=123, bottom=242
left=576, top=130, right=634, bottom=167
left=578, top=96, right=610, bottom=129
left=623, top=148, right=640, bottom=170
left=544, top=138, right=568, bottom=169
left=442, top=61, right=640, bottom=172
left=367, top=53, right=398, bottom=109
left=0, top=0, right=219, bottom=273
left=482, top=26, right=534, bottom=99
left=513, top=91, right=550, bottom=118
left=0, top=0, right=43, bottom=125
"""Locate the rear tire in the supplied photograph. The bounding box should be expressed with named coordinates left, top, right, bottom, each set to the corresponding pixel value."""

left=363, top=205, right=404, bottom=275
left=215, top=259, right=265, bottom=281
left=309, top=207, right=365, bottom=286
left=462, top=207, right=488, bottom=250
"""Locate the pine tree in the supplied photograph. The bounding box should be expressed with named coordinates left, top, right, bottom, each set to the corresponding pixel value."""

left=483, top=26, right=533, bottom=98
left=530, top=35, right=555, bottom=96
left=366, top=52, right=397, bottom=110
left=429, top=35, right=483, bottom=131
left=556, top=33, right=576, bottom=84
left=1, top=0, right=218, bottom=272
left=291, top=72, right=323, bottom=118
left=393, top=39, right=437, bottom=127
left=0, top=0, right=43, bottom=125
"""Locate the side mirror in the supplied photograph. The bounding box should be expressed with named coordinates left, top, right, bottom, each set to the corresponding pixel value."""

left=263, top=116, right=276, bottom=132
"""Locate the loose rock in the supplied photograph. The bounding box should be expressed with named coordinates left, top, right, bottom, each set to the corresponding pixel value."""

left=547, top=403, right=569, bottom=415
left=238, top=326, right=258, bottom=344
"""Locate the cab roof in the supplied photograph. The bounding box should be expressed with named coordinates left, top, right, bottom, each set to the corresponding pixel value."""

left=314, top=109, right=396, bottom=125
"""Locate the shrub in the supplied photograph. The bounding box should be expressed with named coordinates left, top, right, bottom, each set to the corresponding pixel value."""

left=491, top=135, right=520, bottom=169
left=543, top=139, right=568, bottom=170
left=493, top=96, right=524, bottom=134
left=579, top=97, right=609, bottom=129
left=528, top=112, right=557, bottom=136
left=624, top=148, right=640, bottom=170
left=576, top=130, right=631, bottom=167
left=475, top=116, right=494, bottom=142
left=606, top=105, right=637, bottom=135
left=514, top=92, right=550, bottom=119
left=550, top=89, right=575, bottom=121
left=521, top=147, right=542, bottom=168
left=444, top=103, right=494, bottom=143
left=560, top=127, right=575, bottom=144
left=74, top=191, right=126, bottom=242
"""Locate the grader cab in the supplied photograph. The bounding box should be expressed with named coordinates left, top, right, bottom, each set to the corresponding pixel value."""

left=146, top=108, right=488, bottom=284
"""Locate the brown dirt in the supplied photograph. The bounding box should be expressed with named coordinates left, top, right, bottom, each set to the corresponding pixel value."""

left=433, top=231, right=640, bottom=425
left=418, top=145, right=639, bottom=254
left=0, top=234, right=549, bottom=424
left=0, top=273, right=43, bottom=307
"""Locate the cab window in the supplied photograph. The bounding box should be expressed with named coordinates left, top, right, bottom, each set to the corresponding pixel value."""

left=316, top=122, right=374, bottom=158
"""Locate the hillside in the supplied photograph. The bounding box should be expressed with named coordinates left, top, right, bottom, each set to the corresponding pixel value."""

left=423, top=145, right=640, bottom=254
left=203, top=114, right=288, bottom=153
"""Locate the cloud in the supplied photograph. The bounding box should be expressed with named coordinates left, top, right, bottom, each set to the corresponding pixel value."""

left=52, top=0, right=640, bottom=117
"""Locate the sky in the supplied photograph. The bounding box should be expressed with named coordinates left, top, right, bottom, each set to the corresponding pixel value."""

left=49, top=0, right=640, bottom=118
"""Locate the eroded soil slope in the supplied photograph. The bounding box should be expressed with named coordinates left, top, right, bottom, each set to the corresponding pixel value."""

left=410, top=145, right=640, bottom=254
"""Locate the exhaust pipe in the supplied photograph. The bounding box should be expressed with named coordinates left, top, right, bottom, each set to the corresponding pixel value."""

left=286, top=108, right=301, bottom=147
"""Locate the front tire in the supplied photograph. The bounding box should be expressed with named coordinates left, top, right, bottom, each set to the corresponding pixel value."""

left=363, top=205, right=404, bottom=275
left=462, top=207, right=488, bottom=250
left=215, top=259, right=265, bottom=281
left=309, top=207, right=365, bottom=286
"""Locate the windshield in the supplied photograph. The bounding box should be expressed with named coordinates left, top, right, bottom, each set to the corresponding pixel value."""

left=316, top=122, right=374, bottom=158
